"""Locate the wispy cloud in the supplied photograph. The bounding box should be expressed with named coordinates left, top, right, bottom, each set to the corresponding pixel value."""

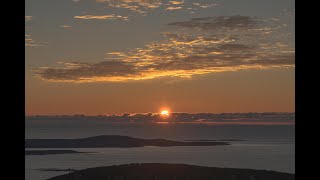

left=25, top=16, right=44, bottom=47
left=74, top=14, right=128, bottom=20
left=165, top=6, right=182, bottom=10
left=60, top=25, right=72, bottom=29
left=34, top=15, right=294, bottom=83
left=25, top=16, right=33, bottom=21
left=168, top=16, right=259, bottom=30
left=169, top=1, right=184, bottom=5
left=94, top=0, right=218, bottom=15
left=96, top=0, right=162, bottom=14
left=33, top=61, right=138, bottom=82
left=192, top=2, right=218, bottom=8
left=73, top=1, right=219, bottom=21
left=25, top=34, right=43, bottom=47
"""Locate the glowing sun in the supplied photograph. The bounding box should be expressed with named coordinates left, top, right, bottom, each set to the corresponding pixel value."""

left=160, top=110, right=170, bottom=116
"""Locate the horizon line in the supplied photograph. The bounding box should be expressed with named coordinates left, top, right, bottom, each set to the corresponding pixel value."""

left=25, top=111, right=295, bottom=117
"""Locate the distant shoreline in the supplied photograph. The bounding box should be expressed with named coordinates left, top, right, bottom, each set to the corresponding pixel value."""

left=37, top=168, right=77, bottom=172
left=47, top=163, right=295, bottom=180
left=25, top=150, right=89, bottom=155
left=25, top=135, right=230, bottom=148
left=184, top=139, right=245, bottom=142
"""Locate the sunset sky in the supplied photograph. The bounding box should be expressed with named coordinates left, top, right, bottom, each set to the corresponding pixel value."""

left=25, top=0, right=295, bottom=115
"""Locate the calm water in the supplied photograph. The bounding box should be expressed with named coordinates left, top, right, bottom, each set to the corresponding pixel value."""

left=25, top=122, right=295, bottom=180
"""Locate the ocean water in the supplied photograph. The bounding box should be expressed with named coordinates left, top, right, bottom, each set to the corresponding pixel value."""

left=25, top=121, right=295, bottom=180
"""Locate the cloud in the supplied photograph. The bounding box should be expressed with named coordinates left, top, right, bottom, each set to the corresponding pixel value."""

left=60, top=25, right=72, bottom=29
left=26, top=112, right=295, bottom=125
left=74, top=14, right=128, bottom=20
left=25, top=17, right=44, bottom=47
left=33, top=61, right=138, bottom=82
left=34, top=15, right=294, bottom=83
left=94, top=0, right=217, bottom=15
left=96, top=0, right=162, bottom=14
left=25, top=16, right=33, bottom=21
left=169, top=1, right=184, bottom=5
left=192, top=2, right=218, bottom=9
left=25, top=34, right=42, bottom=47
left=166, top=6, right=182, bottom=10
left=25, top=39, right=43, bottom=47
left=168, top=15, right=259, bottom=30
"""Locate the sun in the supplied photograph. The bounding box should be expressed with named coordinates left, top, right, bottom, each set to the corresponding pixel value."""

left=160, top=110, right=170, bottom=116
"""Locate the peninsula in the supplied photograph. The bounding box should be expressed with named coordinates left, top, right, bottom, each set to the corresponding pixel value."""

left=25, top=135, right=230, bottom=148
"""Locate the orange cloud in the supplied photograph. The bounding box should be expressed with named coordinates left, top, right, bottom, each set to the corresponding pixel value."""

left=74, top=14, right=128, bottom=20
left=34, top=16, right=294, bottom=83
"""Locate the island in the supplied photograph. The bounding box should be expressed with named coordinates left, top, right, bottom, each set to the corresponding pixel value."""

left=184, top=139, right=246, bottom=142
left=25, top=135, right=230, bottom=148
left=25, top=150, right=88, bottom=155
left=38, top=168, right=77, bottom=172
left=47, top=163, right=295, bottom=180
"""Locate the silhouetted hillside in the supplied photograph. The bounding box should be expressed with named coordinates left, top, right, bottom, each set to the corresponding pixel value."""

left=47, top=163, right=294, bottom=180
left=26, top=135, right=230, bottom=148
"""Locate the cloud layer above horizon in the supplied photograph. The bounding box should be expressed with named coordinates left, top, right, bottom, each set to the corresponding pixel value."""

left=26, top=112, right=295, bottom=125
left=33, top=15, right=294, bottom=83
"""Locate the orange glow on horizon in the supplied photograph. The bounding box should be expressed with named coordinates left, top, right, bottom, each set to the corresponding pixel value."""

left=156, top=121, right=170, bottom=124
left=160, top=110, right=170, bottom=116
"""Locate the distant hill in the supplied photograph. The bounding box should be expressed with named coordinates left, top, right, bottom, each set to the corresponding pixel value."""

left=25, top=135, right=229, bottom=148
left=25, top=150, right=86, bottom=155
left=47, top=163, right=294, bottom=180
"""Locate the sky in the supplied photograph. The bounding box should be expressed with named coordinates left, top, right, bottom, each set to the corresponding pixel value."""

left=25, top=0, right=295, bottom=115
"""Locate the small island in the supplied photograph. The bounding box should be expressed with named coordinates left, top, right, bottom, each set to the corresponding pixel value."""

left=25, top=150, right=87, bottom=155
left=25, top=135, right=230, bottom=148
left=47, top=163, right=295, bottom=180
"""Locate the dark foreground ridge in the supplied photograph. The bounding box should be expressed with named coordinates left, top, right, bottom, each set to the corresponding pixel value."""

left=47, top=163, right=295, bottom=180
left=25, top=135, right=230, bottom=148
left=25, top=150, right=87, bottom=155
